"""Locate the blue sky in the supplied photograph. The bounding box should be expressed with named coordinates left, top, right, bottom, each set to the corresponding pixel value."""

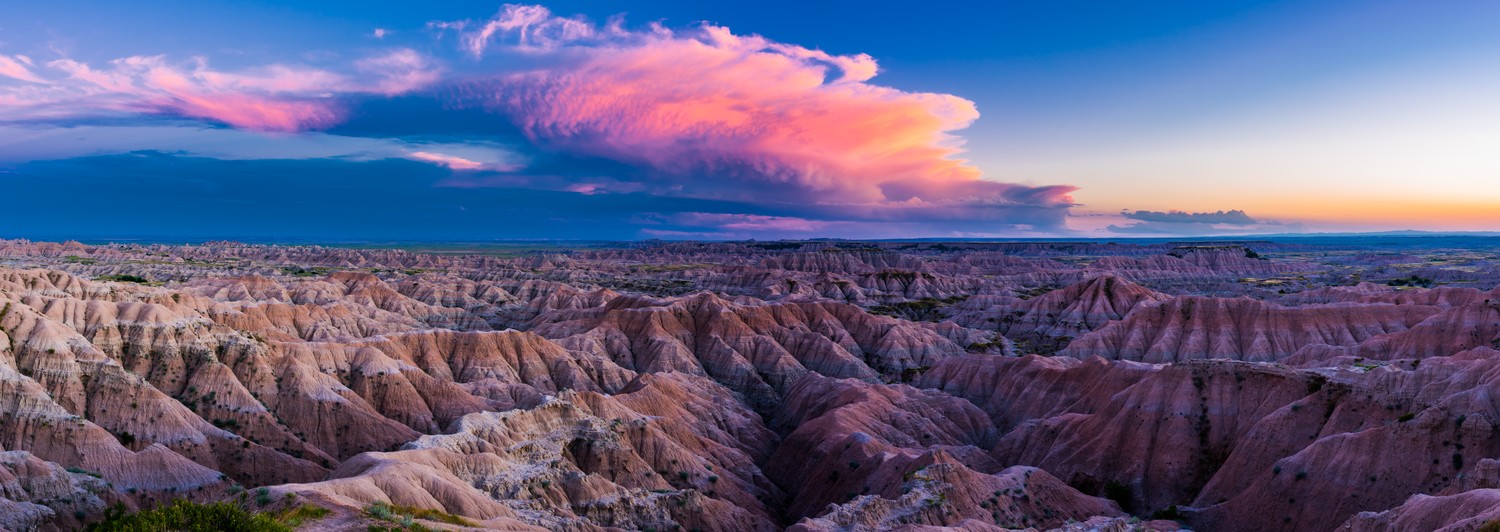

left=2, top=1, right=1497, bottom=240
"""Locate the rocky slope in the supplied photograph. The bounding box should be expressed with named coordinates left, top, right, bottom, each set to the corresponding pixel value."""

left=0, top=237, right=1498, bottom=530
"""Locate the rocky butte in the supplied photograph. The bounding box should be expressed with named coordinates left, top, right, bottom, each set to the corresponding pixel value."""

left=2, top=237, right=1500, bottom=531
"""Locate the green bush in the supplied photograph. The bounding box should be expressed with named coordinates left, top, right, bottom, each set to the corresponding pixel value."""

left=86, top=500, right=291, bottom=532
left=1387, top=275, right=1435, bottom=288
left=66, top=467, right=104, bottom=478
left=367, top=501, right=395, bottom=521
left=366, top=501, right=471, bottom=529
left=97, top=274, right=151, bottom=284
left=274, top=504, right=330, bottom=527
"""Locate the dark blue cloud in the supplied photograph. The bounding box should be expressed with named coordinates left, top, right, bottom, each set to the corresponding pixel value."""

left=1107, top=209, right=1307, bottom=236
left=323, top=94, right=530, bottom=141
left=0, top=152, right=737, bottom=240
left=1121, top=209, right=1261, bottom=225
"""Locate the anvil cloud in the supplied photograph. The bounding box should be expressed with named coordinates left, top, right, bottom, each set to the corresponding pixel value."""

left=446, top=6, right=1076, bottom=222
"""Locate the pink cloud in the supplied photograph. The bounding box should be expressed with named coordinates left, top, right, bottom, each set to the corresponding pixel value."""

left=409, top=151, right=486, bottom=170
left=0, top=55, right=45, bottom=83
left=450, top=4, right=595, bottom=56
left=445, top=5, right=1075, bottom=216
left=38, top=56, right=342, bottom=132
left=187, top=62, right=346, bottom=93
left=407, top=145, right=521, bottom=172
left=356, top=48, right=443, bottom=95
left=0, top=51, right=439, bottom=132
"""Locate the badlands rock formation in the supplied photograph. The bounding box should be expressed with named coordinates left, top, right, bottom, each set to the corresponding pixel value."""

left=0, top=237, right=1498, bottom=530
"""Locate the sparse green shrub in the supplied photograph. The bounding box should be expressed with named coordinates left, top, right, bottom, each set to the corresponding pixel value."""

left=1387, top=275, right=1435, bottom=288
left=86, top=500, right=290, bottom=532
left=367, top=501, right=395, bottom=520
left=66, top=467, right=103, bottom=478
left=273, top=505, right=329, bottom=527
left=366, top=501, right=471, bottom=529
left=98, top=274, right=151, bottom=284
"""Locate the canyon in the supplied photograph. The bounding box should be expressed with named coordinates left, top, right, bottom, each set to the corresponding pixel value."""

left=1, top=237, right=1499, bottom=531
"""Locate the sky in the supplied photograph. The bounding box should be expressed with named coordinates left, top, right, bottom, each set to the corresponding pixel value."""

left=1, top=1, right=1497, bottom=240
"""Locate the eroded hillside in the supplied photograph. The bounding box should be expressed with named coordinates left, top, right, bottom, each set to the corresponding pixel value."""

left=2, top=238, right=1500, bottom=531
